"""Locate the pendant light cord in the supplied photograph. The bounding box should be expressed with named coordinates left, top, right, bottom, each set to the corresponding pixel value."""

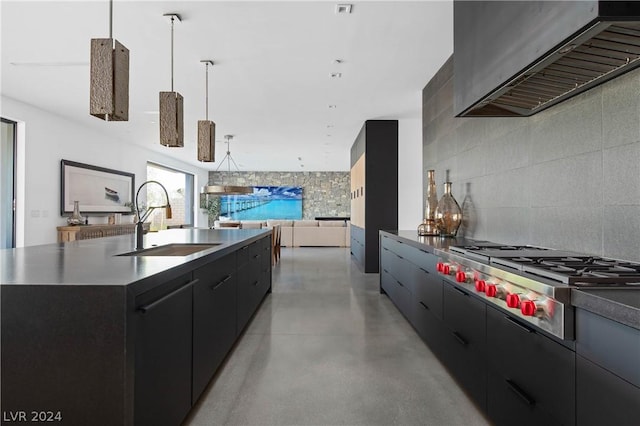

left=205, top=63, right=209, bottom=120
left=109, top=0, right=113, bottom=39
left=170, top=16, right=175, bottom=92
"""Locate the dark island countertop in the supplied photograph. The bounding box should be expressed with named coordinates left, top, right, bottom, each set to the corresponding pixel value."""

left=383, top=230, right=640, bottom=331
left=0, top=228, right=270, bottom=295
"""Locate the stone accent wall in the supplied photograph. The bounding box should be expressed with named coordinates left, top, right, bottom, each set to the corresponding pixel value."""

left=207, top=171, right=350, bottom=219
left=423, top=55, right=640, bottom=262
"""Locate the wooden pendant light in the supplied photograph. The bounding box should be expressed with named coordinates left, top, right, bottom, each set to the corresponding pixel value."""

left=198, top=60, right=215, bottom=162
left=159, top=13, right=184, bottom=147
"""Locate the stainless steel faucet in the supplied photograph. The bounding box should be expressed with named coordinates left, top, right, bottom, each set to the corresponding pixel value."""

left=135, top=180, right=172, bottom=250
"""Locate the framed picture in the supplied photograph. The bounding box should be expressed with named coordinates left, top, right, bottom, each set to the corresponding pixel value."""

left=219, top=186, right=303, bottom=220
left=60, top=160, right=135, bottom=215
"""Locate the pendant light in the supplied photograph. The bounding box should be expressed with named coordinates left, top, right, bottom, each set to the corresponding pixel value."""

left=198, top=60, right=216, bottom=162
left=159, top=13, right=184, bottom=147
left=202, top=135, right=253, bottom=195
left=90, top=0, right=129, bottom=121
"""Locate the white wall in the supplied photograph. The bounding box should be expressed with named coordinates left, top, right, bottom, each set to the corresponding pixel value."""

left=398, top=118, right=423, bottom=230
left=2, top=96, right=209, bottom=247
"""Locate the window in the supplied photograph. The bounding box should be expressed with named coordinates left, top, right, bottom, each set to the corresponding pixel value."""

left=1, top=118, right=16, bottom=248
left=146, top=163, right=194, bottom=229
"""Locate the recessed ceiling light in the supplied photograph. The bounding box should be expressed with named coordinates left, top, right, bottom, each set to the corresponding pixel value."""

left=333, top=59, right=343, bottom=64
left=329, top=105, right=337, bottom=109
left=327, top=124, right=334, bottom=128
left=327, top=134, right=332, bottom=137
left=330, top=72, right=342, bottom=78
left=298, top=157, right=302, bottom=161
left=335, top=4, right=353, bottom=14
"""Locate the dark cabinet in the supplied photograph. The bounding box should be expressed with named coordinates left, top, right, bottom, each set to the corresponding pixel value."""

left=575, top=308, right=640, bottom=425
left=576, top=355, right=640, bottom=426
left=486, top=305, right=575, bottom=426
left=237, top=237, right=272, bottom=333
left=134, top=273, right=195, bottom=426
left=192, top=252, right=237, bottom=401
left=441, top=281, right=487, bottom=410
left=349, top=120, right=398, bottom=273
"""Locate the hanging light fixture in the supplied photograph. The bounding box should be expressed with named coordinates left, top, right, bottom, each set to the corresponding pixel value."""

left=90, top=0, right=129, bottom=121
left=159, top=13, right=184, bottom=147
left=198, top=60, right=216, bottom=162
left=202, top=135, right=253, bottom=195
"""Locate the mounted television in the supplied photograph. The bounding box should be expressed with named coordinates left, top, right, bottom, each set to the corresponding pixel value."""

left=219, top=186, right=302, bottom=220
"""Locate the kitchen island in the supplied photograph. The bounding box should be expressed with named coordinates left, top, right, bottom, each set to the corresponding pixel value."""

left=1, top=228, right=272, bottom=426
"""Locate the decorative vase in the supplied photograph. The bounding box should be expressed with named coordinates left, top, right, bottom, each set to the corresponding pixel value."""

left=435, top=182, right=462, bottom=237
left=418, top=169, right=440, bottom=236
left=67, top=200, right=85, bottom=226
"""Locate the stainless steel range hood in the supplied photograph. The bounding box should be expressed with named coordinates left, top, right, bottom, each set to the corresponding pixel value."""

left=454, top=1, right=640, bottom=117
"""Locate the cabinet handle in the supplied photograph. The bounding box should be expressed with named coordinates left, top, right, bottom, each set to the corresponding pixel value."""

left=383, top=247, right=389, bottom=252
left=504, top=315, right=534, bottom=333
left=211, top=275, right=231, bottom=291
left=420, top=301, right=430, bottom=311
left=383, top=269, right=389, bottom=274
left=240, top=245, right=249, bottom=251
left=419, top=267, right=429, bottom=274
left=453, top=286, right=469, bottom=297
left=252, top=280, right=259, bottom=286
left=452, top=331, right=468, bottom=346
left=505, top=379, right=535, bottom=406
left=397, top=254, right=404, bottom=260
left=419, top=249, right=428, bottom=254
left=253, top=254, right=261, bottom=259
left=397, top=280, right=404, bottom=288
left=137, top=278, right=198, bottom=314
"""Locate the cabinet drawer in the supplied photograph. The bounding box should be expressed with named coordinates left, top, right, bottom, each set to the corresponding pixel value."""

left=486, top=306, right=575, bottom=426
left=381, top=235, right=436, bottom=272
left=381, top=268, right=412, bottom=321
left=134, top=273, right=194, bottom=426
left=488, top=369, right=563, bottom=426
left=412, top=297, right=446, bottom=358
left=380, top=247, right=414, bottom=295
left=413, top=266, right=443, bottom=320
left=577, top=355, right=640, bottom=426
left=237, top=243, right=252, bottom=267
left=192, top=254, right=237, bottom=401
left=443, top=282, right=486, bottom=351
left=576, top=308, right=640, bottom=387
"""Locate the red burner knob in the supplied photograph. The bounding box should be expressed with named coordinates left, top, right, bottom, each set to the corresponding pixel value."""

left=436, top=262, right=443, bottom=272
left=506, top=293, right=521, bottom=308
left=443, top=264, right=450, bottom=275
left=485, top=284, right=497, bottom=297
left=475, top=280, right=486, bottom=292
left=521, top=300, right=537, bottom=316
left=456, top=271, right=467, bottom=283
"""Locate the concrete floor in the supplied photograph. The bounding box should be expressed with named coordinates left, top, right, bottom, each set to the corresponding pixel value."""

left=184, top=248, right=490, bottom=426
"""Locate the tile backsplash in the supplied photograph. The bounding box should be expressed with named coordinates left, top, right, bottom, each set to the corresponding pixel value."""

left=423, top=56, right=640, bottom=261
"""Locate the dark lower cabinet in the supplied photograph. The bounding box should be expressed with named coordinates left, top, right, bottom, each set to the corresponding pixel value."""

left=486, top=306, right=575, bottom=426
left=575, top=308, right=640, bottom=426
left=441, top=281, right=487, bottom=410
left=576, top=355, right=640, bottom=426
left=134, top=273, right=195, bottom=426
left=192, top=253, right=237, bottom=401
left=237, top=237, right=272, bottom=334
left=380, top=267, right=412, bottom=321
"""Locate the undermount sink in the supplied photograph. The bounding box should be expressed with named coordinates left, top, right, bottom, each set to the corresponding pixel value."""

left=117, top=243, right=222, bottom=257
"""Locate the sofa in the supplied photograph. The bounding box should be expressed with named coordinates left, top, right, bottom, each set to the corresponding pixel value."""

left=268, top=220, right=350, bottom=247
left=214, top=219, right=350, bottom=247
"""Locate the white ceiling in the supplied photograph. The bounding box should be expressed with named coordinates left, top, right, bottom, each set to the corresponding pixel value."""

left=1, top=0, right=453, bottom=171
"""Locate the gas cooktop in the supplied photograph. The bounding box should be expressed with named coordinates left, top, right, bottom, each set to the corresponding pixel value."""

left=449, top=243, right=640, bottom=287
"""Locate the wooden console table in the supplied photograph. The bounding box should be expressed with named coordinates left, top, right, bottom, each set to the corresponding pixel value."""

left=57, top=223, right=149, bottom=242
